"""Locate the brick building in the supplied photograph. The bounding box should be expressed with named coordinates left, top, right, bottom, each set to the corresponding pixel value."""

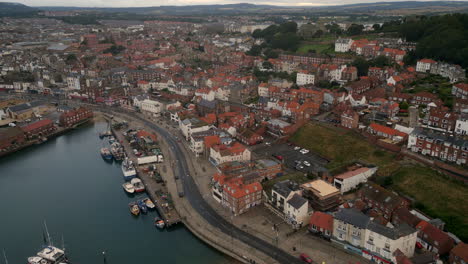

left=416, top=220, right=454, bottom=256
left=407, top=128, right=467, bottom=165
left=359, top=183, right=409, bottom=222
left=426, top=109, right=458, bottom=132
left=212, top=174, right=262, bottom=215
left=341, top=109, right=359, bottom=129
left=21, top=119, right=56, bottom=140
left=451, top=83, right=468, bottom=99
left=449, top=243, right=468, bottom=264
left=59, top=107, right=93, bottom=128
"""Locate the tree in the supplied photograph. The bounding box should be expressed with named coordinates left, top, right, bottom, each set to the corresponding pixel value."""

left=65, top=54, right=77, bottom=65
left=326, top=23, right=342, bottom=35
left=271, top=32, right=300, bottom=51
left=352, top=57, right=370, bottom=76
left=264, top=48, right=278, bottom=59
left=262, top=61, right=273, bottom=69
left=313, top=29, right=324, bottom=38
left=252, top=29, right=263, bottom=39
left=399, top=101, right=409, bottom=110
left=279, top=21, right=298, bottom=34
left=372, top=55, right=391, bottom=67
left=403, top=50, right=417, bottom=66
left=103, top=45, right=126, bottom=55
left=346, top=24, right=364, bottom=36
left=246, top=45, right=262, bottom=56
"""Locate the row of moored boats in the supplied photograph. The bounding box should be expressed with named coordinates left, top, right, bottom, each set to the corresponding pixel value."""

left=100, top=129, right=165, bottom=229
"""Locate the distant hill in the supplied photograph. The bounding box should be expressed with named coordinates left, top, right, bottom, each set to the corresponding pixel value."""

left=311, top=1, right=468, bottom=15
left=15, top=1, right=468, bottom=16
left=0, top=2, right=38, bottom=16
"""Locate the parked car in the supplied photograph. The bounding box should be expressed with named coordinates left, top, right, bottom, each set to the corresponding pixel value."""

left=303, top=161, right=311, bottom=167
left=300, top=148, right=309, bottom=154
left=294, top=146, right=301, bottom=151
left=299, top=253, right=313, bottom=263
left=272, top=154, right=283, bottom=161
left=296, top=165, right=304, bottom=170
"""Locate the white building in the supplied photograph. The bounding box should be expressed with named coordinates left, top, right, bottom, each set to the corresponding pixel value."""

left=270, top=180, right=310, bottom=229
left=364, top=222, right=418, bottom=262
left=214, top=87, right=230, bottom=101
left=258, top=83, right=269, bottom=97
left=132, top=95, right=149, bottom=109
left=335, top=38, right=354, bottom=53
left=209, top=142, right=251, bottom=166
left=179, top=117, right=212, bottom=141
left=334, top=209, right=418, bottom=263
left=195, top=89, right=215, bottom=101
left=416, top=59, right=436, bottom=73
left=66, top=75, right=81, bottom=90
left=140, top=99, right=163, bottom=117
left=333, top=167, right=378, bottom=194
left=296, top=71, right=315, bottom=86
left=455, top=113, right=468, bottom=135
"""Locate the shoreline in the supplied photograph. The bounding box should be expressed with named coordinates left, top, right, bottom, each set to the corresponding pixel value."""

left=0, top=117, right=94, bottom=159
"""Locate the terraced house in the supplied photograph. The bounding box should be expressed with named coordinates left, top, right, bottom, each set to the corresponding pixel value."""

left=408, top=128, right=468, bottom=165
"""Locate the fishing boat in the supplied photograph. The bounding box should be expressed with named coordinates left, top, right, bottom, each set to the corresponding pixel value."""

left=121, top=158, right=137, bottom=181
left=122, top=182, right=135, bottom=194
left=111, top=142, right=125, bottom=161
left=129, top=202, right=140, bottom=216
left=137, top=200, right=148, bottom=214
left=143, top=197, right=156, bottom=209
left=154, top=217, right=165, bottom=229
left=99, top=131, right=112, bottom=139
left=108, top=136, right=116, bottom=144
left=100, top=147, right=113, bottom=160
left=131, top=178, right=145, bottom=193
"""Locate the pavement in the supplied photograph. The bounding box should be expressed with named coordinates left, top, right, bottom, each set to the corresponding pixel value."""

left=17, top=96, right=370, bottom=264
left=104, top=109, right=301, bottom=264
left=150, top=115, right=369, bottom=264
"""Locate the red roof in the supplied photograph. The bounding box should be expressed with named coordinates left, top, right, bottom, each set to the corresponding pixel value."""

left=224, top=181, right=262, bottom=199
left=335, top=167, right=370, bottom=180
left=136, top=130, right=157, bottom=141
left=419, top=59, right=437, bottom=64
left=369, top=123, right=407, bottom=137
left=309, top=211, right=333, bottom=231
left=454, top=83, right=468, bottom=91
left=416, top=220, right=453, bottom=253
left=204, top=135, right=221, bottom=149
left=451, top=243, right=468, bottom=261
left=21, top=119, right=53, bottom=132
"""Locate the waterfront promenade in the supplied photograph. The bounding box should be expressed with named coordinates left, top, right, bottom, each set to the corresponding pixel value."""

left=101, top=108, right=368, bottom=264
left=8, top=94, right=366, bottom=264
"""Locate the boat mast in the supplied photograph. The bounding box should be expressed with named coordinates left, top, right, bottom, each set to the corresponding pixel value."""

left=61, top=234, right=65, bottom=251
left=2, top=249, right=8, bottom=264
left=44, top=221, right=53, bottom=247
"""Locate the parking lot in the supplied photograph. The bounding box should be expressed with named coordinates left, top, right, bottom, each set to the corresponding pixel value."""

left=253, top=142, right=329, bottom=175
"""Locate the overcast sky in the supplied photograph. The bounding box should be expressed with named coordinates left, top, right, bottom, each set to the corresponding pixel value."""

left=8, top=0, right=461, bottom=7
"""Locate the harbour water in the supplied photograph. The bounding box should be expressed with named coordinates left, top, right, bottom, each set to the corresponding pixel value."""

left=0, top=121, right=230, bottom=264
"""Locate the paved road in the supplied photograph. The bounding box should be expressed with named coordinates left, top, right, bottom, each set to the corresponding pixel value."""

left=106, top=108, right=304, bottom=264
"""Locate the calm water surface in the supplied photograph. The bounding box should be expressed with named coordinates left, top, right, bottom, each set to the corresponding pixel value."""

left=0, top=121, right=229, bottom=264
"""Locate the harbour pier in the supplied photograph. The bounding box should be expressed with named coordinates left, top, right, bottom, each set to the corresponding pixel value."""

left=109, top=116, right=181, bottom=227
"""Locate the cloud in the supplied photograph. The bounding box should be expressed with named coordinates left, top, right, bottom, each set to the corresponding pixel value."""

left=10, top=0, right=456, bottom=7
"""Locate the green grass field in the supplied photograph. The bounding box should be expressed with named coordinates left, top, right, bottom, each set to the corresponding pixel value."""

left=289, top=123, right=398, bottom=175
left=297, top=43, right=335, bottom=54
left=391, top=166, right=468, bottom=241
